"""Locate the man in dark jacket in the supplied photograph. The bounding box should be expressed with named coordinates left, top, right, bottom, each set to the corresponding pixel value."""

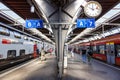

left=82, top=49, right=86, bottom=63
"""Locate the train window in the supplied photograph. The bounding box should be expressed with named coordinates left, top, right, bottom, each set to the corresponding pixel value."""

left=20, top=49, right=25, bottom=56
left=99, top=45, right=105, bottom=54
left=93, top=46, right=97, bottom=53
left=7, top=50, right=16, bottom=58
left=35, top=41, right=37, bottom=44
left=30, top=39, right=33, bottom=42
left=116, top=45, right=120, bottom=57
left=14, top=32, right=21, bottom=39
left=0, top=27, right=10, bottom=36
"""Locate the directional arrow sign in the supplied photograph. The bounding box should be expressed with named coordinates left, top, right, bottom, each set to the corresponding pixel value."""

left=26, top=19, right=43, bottom=28
left=77, top=18, right=95, bottom=28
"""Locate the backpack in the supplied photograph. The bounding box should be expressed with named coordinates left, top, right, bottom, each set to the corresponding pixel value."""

left=88, top=51, right=93, bottom=56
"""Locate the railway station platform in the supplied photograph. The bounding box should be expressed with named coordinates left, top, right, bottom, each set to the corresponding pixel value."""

left=0, top=54, right=57, bottom=80
left=63, top=53, right=120, bottom=80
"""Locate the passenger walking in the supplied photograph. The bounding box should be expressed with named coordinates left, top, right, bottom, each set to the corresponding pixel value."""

left=82, top=49, right=87, bottom=63
left=40, top=48, right=46, bottom=61
left=71, top=48, right=74, bottom=58
left=86, top=48, right=92, bottom=64
left=36, top=48, right=39, bottom=55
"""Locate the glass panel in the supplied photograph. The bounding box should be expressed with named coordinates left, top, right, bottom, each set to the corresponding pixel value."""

left=2, top=11, right=21, bottom=20
left=7, top=50, right=16, bottom=58
left=0, top=2, right=9, bottom=9
left=14, top=32, right=21, bottom=39
left=0, top=2, right=25, bottom=24
left=95, top=3, right=120, bottom=28
left=116, top=45, right=120, bottom=57
left=111, top=29, right=119, bottom=34
left=104, top=32, right=111, bottom=37
left=20, top=49, right=25, bottom=56
left=96, top=18, right=106, bottom=23
left=99, top=45, right=105, bottom=54
left=100, top=34, right=105, bottom=38
left=30, top=39, right=33, bottom=42
left=93, top=45, right=99, bottom=53
left=0, top=27, right=10, bottom=36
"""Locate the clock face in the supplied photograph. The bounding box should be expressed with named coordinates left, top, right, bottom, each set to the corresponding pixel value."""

left=84, top=1, right=102, bottom=18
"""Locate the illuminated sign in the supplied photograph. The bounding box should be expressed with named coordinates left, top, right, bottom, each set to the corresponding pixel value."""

left=77, top=18, right=95, bottom=28
left=26, top=19, right=43, bottom=28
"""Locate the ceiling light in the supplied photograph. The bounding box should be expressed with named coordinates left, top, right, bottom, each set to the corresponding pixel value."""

left=30, top=5, right=35, bottom=13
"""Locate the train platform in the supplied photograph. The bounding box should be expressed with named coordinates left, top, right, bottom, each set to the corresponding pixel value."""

left=0, top=54, right=57, bottom=80
left=63, top=53, right=120, bottom=80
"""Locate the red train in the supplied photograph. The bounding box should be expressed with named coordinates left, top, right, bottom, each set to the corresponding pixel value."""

left=77, top=34, right=120, bottom=66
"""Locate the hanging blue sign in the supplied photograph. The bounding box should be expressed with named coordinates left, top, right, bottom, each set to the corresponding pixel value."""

left=77, top=18, right=95, bottom=28
left=26, top=19, right=43, bottom=28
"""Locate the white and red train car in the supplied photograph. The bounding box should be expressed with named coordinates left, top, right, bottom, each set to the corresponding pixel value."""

left=0, top=26, right=43, bottom=61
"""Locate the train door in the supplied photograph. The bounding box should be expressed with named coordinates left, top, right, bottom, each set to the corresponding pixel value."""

left=106, top=42, right=115, bottom=64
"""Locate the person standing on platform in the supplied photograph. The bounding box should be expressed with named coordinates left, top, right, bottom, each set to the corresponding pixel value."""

left=36, top=48, right=39, bottom=56
left=82, top=49, right=86, bottom=63
left=40, top=48, right=46, bottom=61
left=49, top=48, right=53, bottom=55
left=86, top=48, right=92, bottom=64
left=71, top=48, right=74, bottom=58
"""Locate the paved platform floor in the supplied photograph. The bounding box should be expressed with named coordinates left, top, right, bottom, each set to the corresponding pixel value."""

left=63, top=53, right=120, bottom=80
left=0, top=54, right=57, bottom=80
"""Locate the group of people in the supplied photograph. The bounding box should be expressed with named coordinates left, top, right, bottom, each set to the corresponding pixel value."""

left=70, top=47, right=93, bottom=64
left=81, top=48, right=93, bottom=64
left=36, top=48, right=54, bottom=61
left=36, top=48, right=46, bottom=61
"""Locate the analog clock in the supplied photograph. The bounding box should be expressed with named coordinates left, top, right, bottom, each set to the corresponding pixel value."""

left=84, top=1, right=102, bottom=18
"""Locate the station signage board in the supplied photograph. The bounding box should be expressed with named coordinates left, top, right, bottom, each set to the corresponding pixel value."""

left=26, top=19, right=43, bottom=28
left=77, top=18, right=95, bottom=28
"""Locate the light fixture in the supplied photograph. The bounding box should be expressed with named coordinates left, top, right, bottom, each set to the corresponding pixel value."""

left=30, top=5, right=35, bottom=13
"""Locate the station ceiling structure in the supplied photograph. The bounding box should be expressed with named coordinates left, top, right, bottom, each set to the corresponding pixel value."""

left=0, top=0, right=120, bottom=44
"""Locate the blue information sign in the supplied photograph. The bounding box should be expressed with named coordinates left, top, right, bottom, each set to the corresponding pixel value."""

left=26, top=19, right=43, bottom=28
left=77, top=18, right=95, bottom=28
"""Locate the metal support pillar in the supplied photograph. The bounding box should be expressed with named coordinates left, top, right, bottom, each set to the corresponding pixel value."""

left=58, top=7, right=63, bottom=79
left=52, top=7, right=68, bottom=79
left=58, top=25, right=63, bottom=79
left=52, top=30, right=59, bottom=60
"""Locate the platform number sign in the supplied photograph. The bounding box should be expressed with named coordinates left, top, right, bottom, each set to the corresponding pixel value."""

left=77, top=18, right=95, bottom=28
left=26, top=19, right=43, bottom=28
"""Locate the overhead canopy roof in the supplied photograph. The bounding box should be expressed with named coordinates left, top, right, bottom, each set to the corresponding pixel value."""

left=0, top=0, right=120, bottom=44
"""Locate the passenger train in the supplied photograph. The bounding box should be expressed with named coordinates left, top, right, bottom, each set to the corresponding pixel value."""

left=74, top=34, right=120, bottom=66
left=0, top=23, right=54, bottom=69
left=0, top=27, right=42, bottom=60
